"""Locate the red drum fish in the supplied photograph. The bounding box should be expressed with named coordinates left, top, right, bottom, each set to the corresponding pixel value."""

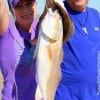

left=34, top=0, right=74, bottom=99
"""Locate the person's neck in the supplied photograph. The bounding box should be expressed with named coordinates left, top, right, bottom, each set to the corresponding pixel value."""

left=67, top=2, right=86, bottom=12
left=15, top=22, right=32, bottom=33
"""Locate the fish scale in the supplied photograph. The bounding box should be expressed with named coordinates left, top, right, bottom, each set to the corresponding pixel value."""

left=46, top=49, right=63, bottom=100
left=45, top=33, right=63, bottom=100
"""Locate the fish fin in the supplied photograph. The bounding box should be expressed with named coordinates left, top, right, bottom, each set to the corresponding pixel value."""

left=53, top=0, right=74, bottom=42
left=54, top=0, right=66, bottom=11
left=33, top=38, right=40, bottom=59
left=33, top=46, right=37, bottom=59
left=35, top=85, right=43, bottom=100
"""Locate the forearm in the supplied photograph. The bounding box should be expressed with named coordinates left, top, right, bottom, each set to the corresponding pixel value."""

left=0, top=0, right=9, bottom=35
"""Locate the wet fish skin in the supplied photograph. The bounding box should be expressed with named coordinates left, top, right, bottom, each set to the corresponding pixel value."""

left=34, top=0, right=74, bottom=100
left=35, top=9, right=63, bottom=100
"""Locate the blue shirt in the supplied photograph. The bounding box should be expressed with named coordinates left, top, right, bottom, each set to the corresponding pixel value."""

left=55, top=1, right=100, bottom=100
left=61, top=1, right=100, bottom=84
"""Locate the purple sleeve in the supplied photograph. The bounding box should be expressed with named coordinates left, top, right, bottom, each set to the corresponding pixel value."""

left=0, top=19, right=16, bottom=100
left=31, top=19, right=39, bottom=40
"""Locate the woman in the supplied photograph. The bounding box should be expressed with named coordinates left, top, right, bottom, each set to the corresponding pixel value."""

left=0, top=0, right=38, bottom=100
left=55, top=0, right=100, bottom=100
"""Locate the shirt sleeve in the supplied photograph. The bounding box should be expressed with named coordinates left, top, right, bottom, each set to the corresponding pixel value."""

left=31, top=19, right=39, bottom=40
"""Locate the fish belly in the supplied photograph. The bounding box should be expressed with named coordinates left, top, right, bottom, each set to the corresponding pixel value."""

left=36, top=36, right=63, bottom=100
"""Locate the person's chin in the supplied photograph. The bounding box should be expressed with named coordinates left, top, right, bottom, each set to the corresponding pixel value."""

left=23, top=20, right=33, bottom=26
left=22, top=17, right=33, bottom=22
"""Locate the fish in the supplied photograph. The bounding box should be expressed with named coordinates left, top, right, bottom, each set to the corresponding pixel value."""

left=34, top=0, right=74, bottom=100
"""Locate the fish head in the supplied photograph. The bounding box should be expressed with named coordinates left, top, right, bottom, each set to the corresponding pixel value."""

left=36, top=0, right=74, bottom=43
left=40, top=8, right=63, bottom=42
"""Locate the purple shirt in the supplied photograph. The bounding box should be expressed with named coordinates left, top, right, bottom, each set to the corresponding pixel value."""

left=0, top=19, right=38, bottom=100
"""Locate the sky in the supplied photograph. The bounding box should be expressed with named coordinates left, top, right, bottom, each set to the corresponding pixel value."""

left=37, top=0, right=100, bottom=15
